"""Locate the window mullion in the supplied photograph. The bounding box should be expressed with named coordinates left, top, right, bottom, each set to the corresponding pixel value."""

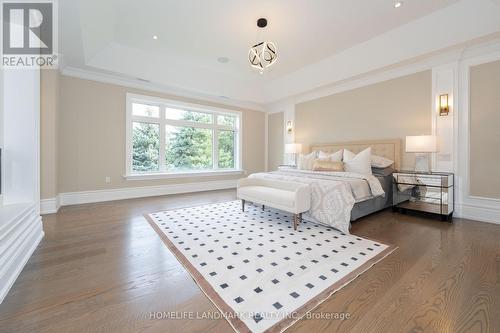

left=236, top=117, right=241, bottom=170
left=131, top=115, right=161, bottom=124
left=164, top=118, right=216, bottom=129
left=158, top=107, right=166, bottom=172
left=214, top=124, right=235, bottom=131
left=236, top=129, right=240, bottom=169
left=126, top=100, right=132, bottom=175
left=213, top=129, right=218, bottom=170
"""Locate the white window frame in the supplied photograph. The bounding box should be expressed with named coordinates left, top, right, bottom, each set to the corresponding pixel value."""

left=125, top=93, right=243, bottom=180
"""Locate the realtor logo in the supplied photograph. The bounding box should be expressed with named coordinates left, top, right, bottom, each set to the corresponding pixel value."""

left=1, top=0, right=58, bottom=67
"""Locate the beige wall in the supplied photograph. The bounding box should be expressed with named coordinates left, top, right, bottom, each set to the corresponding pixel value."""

left=295, top=70, right=432, bottom=169
left=267, top=112, right=284, bottom=171
left=470, top=60, right=500, bottom=199
left=40, top=73, right=265, bottom=197
left=40, top=70, right=59, bottom=199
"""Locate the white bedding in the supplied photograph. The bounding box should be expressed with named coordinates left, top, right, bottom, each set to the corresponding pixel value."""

left=248, top=170, right=384, bottom=234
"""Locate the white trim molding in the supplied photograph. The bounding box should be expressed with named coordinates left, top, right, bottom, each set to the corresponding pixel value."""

left=57, top=179, right=239, bottom=207
left=40, top=196, right=61, bottom=215
left=61, top=66, right=266, bottom=112
left=455, top=46, right=500, bottom=224
left=0, top=204, right=44, bottom=303
left=458, top=197, right=500, bottom=225
left=123, top=169, right=245, bottom=181
left=291, top=51, right=458, bottom=107
left=431, top=63, right=457, bottom=173
left=40, top=179, right=241, bottom=214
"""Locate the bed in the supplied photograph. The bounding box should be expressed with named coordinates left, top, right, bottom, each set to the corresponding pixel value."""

left=311, top=139, right=401, bottom=221
left=250, top=139, right=401, bottom=233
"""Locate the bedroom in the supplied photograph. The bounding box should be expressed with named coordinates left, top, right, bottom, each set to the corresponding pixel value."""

left=1, top=0, right=500, bottom=332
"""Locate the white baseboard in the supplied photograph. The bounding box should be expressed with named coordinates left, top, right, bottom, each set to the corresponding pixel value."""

left=40, top=197, right=60, bottom=215
left=0, top=206, right=44, bottom=304
left=43, top=180, right=500, bottom=227
left=56, top=179, right=238, bottom=207
left=457, top=203, right=500, bottom=225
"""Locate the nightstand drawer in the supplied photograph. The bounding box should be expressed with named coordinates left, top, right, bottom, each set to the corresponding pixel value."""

left=393, top=173, right=453, bottom=187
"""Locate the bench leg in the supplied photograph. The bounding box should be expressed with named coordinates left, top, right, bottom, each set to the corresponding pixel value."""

left=241, top=199, right=245, bottom=212
left=293, top=213, right=303, bottom=231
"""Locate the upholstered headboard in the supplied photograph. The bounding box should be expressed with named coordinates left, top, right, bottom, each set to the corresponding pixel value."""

left=310, top=139, right=402, bottom=170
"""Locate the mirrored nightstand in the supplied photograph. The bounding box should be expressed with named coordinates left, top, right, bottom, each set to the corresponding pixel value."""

left=393, top=171, right=454, bottom=221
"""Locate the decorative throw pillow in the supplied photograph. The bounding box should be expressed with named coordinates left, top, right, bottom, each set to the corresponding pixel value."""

left=343, top=149, right=355, bottom=161
left=312, top=159, right=344, bottom=172
left=343, top=148, right=372, bottom=175
left=297, top=152, right=316, bottom=170
left=371, top=154, right=394, bottom=168
left=318, top=149, right=343, bottom=162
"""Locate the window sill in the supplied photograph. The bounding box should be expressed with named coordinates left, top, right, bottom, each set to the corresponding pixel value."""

left=124, top=169, right=246, bottom=181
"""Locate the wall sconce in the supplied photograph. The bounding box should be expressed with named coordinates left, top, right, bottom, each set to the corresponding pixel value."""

left=439, top=94, right=449, bottom=116
left=286, top=121, right=293, bottom=135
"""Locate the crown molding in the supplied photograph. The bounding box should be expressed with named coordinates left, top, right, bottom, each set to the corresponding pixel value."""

left=265, top=36, right=500, bottom=109
left=292, top=53, right=461, bottom=106
left=59, top=66, right=266, bottom=112
left=59, top=38, right=500, bottom=114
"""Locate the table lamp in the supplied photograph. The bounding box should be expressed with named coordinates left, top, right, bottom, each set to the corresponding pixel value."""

left=406, top=135, right=437, bottom=173
left=285, top=143, right=302, bottom=166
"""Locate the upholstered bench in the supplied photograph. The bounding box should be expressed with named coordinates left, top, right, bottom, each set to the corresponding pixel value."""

left=237, top=178, right=311, bottom=230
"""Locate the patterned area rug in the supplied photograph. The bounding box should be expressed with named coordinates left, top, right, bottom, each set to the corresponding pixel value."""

left=146, top=200, right=396, bottom=333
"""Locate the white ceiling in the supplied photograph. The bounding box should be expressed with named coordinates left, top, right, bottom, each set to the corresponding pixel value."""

left=59, top=0, right=500, bottom=107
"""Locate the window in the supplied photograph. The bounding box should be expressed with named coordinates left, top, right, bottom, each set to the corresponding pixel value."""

left=126, top=94, right=241, bottom=178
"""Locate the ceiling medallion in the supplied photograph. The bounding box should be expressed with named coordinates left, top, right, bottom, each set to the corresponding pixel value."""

left=248, top=18, right=277, bottom=73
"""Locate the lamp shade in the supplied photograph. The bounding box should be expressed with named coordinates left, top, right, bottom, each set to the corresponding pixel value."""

left=406, top=135, right=438, bottom=153
left=285, top=143, right=302, bottom=154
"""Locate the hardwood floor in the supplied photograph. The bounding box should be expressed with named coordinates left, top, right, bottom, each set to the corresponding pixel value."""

left=1, top=189, right=499, bottom=333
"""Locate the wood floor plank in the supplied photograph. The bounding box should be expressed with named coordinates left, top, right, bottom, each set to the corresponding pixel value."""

left=0, top=189, right=499, bottom=333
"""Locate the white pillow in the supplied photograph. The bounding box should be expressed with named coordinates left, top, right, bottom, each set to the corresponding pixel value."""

left=297, top=152, right=317, bottom=170
left=318, top=149, right=343, bottom=162
left=343, top=148, right=372, bottom=175
left=342, top=149, right=355, bottom=161
left=371, top=154, right=394, bottom=168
